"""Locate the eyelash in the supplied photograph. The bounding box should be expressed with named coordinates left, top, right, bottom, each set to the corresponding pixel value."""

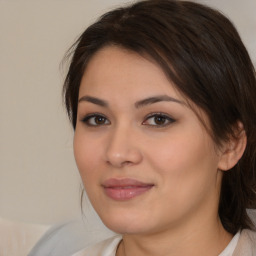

left=81, top=113, right=175, bottom=127
left=143, top=112, right=176, bottom=127
left=81, top=113, right=110, bottom=126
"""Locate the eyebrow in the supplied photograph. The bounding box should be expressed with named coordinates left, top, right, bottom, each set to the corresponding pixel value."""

left=135, top=95, right=184, bottom=108
left=78, top=95, right=184, bottom=108
left=78, top=96, right=108, bottom=107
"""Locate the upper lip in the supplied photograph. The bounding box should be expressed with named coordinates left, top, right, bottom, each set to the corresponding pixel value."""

left=102, top=178, right=154, bottom=188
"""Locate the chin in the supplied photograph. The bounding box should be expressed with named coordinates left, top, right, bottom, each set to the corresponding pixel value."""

left=98, top=210, right=150, bottom=235
left=104, top=221, right=147, bottom=235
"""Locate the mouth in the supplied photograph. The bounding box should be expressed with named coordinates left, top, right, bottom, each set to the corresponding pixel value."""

left=102, top=178, right=154, bottom=201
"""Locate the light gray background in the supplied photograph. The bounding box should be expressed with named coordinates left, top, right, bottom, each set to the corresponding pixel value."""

left=1, top=0, right=255, bottom=225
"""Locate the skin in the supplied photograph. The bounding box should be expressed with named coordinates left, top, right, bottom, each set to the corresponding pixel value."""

left=73, top=46, right=243, bottom=256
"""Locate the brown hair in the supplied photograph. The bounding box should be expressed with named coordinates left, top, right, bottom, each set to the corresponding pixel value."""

left=63, top=0, right=256, bottom=234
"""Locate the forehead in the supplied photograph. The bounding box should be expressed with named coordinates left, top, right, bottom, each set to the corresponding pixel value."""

left=79, top=45, right=182, bottom=100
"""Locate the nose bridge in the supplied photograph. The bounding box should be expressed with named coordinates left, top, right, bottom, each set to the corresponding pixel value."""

left=105, top=122, right=142, bottom=167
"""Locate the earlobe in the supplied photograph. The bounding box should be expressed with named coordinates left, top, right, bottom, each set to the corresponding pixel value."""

left=217, top=122, right=247, bottom=171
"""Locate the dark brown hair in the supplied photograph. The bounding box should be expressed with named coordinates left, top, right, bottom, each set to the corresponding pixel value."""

left=63, top=0, right=256, bottom=234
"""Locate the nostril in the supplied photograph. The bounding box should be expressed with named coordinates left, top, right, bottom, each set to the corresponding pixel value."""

left=105, top=133, right=143, bottom=167
left=122, top=161, right=133, bottom=166
left=106, top=159, right=132, bottom=168
left=105, top=149, right=142, bottom=167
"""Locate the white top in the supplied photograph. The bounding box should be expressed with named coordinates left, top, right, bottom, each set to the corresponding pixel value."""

left=219, top=232, right=240, bottom=256
left=72, top=235, right=122, bottom=256
left=72, top=232, right=240, bottom=256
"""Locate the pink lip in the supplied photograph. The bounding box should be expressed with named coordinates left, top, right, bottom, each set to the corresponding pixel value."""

left=102, top=178, right=154, bottom=201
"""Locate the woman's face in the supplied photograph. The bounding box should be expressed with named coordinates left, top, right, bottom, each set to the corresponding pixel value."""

left=74, top=46, right=224, bottom=235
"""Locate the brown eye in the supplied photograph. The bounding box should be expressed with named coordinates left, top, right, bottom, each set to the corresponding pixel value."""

left=143, top=113, right=175, bottom=127
left=82, top=114, right=110, bottom=126
left=94, top=116, right=107, bottom=125
left=154, top=115, right=167, bottom=125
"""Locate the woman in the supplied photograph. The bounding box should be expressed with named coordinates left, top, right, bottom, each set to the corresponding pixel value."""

left=63, top=0, right=256, bottom=255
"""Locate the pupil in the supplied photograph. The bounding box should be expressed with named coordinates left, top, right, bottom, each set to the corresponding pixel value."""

left=96, top=116, right=105, bottom=124
left=155, top=116, right=166, bottom=125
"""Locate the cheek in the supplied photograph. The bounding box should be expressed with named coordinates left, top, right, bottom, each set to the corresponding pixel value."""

left=145, top=133, right=221, bottom=219
left=146, top=131, right=219, bottom=190
left=73, top=131, right=102, bottom=182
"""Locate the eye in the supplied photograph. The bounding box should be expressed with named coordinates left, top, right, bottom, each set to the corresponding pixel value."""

left=81, top=114, right=110, bottom=126
left=143, top=113, right=175, bottom=127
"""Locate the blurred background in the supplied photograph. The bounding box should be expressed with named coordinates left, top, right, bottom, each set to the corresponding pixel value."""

left=1, top=0, right=255, bottom=226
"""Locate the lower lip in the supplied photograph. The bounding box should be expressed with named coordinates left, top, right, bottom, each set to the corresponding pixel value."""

left=103, top=186, right=153, bottom=201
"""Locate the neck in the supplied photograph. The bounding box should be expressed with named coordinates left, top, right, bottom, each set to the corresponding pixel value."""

left=116, top=217, right=232, bottom=256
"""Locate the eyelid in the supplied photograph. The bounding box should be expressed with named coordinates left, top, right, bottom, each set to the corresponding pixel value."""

left=142, top=112, right=176, bottom=127
left=81, top=113, right=110, bottom=126
left=79, top=112, right=175, bottom=127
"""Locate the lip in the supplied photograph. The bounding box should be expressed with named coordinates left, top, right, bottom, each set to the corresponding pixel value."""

left=102, top=178, right=154, bottom=201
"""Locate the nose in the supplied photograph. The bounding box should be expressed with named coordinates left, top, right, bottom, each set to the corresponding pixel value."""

left=105, top=125, right=143, bottom=168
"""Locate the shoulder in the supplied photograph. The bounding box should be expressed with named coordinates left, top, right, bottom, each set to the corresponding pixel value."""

left=72, top=235, right=122, bottom=256
left=233, top=229, right=256, bottom=256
